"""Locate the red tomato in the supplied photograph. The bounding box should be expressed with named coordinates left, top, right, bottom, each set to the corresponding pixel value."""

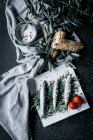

left=68, top=102, right=77, bottom=109
left=73, top=95, right=83, bottom=106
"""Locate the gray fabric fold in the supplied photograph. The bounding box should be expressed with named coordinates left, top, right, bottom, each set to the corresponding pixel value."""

left=0, top=58, right=44, bottom=140
left=0, top=0, right=45, bottom=140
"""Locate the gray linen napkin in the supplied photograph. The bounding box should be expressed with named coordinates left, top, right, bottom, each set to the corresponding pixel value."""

left=0, top=58, right=44, bottom=140
left=0, top=0, right=46, bottom=140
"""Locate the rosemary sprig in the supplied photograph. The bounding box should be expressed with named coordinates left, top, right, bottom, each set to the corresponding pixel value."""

left=43, top=81, right=55, bottom=118
left=31, top=90, right=40, bottom=110
left=56, top=76, right=65, bottom=112
left=72, top=76, right=80, bottom=93
left=57, top=0, right=89, bottom=16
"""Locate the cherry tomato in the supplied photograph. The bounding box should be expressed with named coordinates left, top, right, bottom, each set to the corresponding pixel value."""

left=68, top=102, right=77, bottom=109
left=73, top=95, right=83, bottom=106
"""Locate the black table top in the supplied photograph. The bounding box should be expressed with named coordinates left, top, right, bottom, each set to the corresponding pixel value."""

left=0, top=0, right=93, bottom=140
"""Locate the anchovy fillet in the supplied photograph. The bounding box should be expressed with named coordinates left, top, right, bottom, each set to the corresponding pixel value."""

left=53, top=80, right=59, bottom=110
left=64, top=75, right=71, bottom=108
left=40, top=81, right=46, bottom=117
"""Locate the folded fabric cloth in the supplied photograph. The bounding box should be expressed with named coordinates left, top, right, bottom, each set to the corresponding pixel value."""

left=0, top=0, right=47, bottom=140
left=0, top=58, right=44, bottom=140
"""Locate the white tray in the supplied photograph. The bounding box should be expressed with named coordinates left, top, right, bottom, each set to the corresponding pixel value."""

left=29, top=64, right=90, bottom=127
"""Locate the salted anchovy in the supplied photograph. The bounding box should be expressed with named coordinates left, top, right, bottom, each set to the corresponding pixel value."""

left=64, top=75, right=71, bottom=108
left=53, top=80, right=59, bottom=110
left=40, top=81, right=46, bottom=117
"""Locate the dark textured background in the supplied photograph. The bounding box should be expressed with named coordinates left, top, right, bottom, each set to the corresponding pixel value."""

left=0, top=0, right=93, bottom=140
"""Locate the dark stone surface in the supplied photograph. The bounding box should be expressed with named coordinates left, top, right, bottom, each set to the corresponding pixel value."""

left=0, top=0, right=93, bottom=140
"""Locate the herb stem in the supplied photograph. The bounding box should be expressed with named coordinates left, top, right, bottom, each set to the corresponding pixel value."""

left=58, top=1, right=89, bottom=16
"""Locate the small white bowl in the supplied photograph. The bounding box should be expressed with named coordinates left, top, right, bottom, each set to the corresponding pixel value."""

left=15, top=22, right=37, bottom=45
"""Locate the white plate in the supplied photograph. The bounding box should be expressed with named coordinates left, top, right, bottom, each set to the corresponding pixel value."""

left=29, top=64, right=90, bottom=127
